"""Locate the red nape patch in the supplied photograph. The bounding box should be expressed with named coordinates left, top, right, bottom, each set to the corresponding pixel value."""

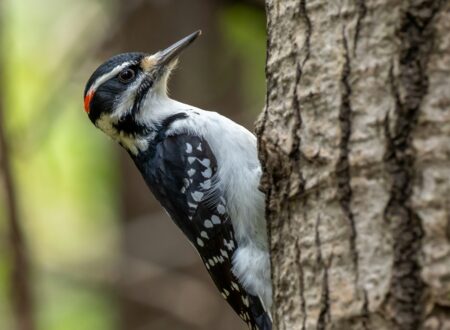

left=84, top=90, right=94, bottom=113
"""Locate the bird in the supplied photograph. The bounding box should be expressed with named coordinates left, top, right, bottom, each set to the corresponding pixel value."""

left=83, top=31, right=272, bottom=330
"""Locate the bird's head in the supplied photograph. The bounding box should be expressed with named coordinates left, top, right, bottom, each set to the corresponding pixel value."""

left=83, top=31, right=201, bottom=152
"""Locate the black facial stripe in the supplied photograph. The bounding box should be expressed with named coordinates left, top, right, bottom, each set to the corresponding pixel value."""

left=111, top=74, right=155, bottom=136
left=131, top=75, right=154, bottom=115
left=114, top=111, right=188, bottom=146
left=113, top=113, right=150, bottom=136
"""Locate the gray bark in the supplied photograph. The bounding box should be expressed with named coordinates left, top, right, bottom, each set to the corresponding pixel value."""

left=256, top=1, right=450, bottom=329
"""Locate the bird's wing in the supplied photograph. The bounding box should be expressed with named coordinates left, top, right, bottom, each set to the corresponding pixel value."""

left=138, top=133, right=271, bottom=330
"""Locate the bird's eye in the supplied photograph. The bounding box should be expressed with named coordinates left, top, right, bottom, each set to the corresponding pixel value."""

left=118, top=68, right=136, bottom=83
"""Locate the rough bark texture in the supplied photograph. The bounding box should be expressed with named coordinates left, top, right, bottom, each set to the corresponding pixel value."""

left=256, top=1, right=450, bottom=329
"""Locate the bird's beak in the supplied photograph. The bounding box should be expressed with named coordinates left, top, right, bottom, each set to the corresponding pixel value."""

left=156, top=30, right=202, bottom=66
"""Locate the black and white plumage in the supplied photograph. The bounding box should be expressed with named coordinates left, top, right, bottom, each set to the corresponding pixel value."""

left=83, top=31, right=272, bottom=330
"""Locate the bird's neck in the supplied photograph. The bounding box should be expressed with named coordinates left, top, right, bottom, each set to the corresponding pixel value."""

left=139, top=94, right=193, bottom=126
left=119, top=94, right=193, bottom=155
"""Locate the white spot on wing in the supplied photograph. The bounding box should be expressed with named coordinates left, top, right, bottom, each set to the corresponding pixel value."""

left=220, top=249, right=229, bottom=259
left=211, top=215, right=221, bottom=225
left=188, top=157, right=196, bottom=164
left=204, top=220, right=213, bottom=228
left=191, top=191, right=204, bottom=202
left=187, top=169, right=196, bottom=177
left=231, top=281, right=240, bottom=291
left=217, top=204, right=226, bottom=214
left=197, top=238, right=204, bottom=247
left=186, top=143, right=192, bottom=153
left=199, top=158, right=211, bottom=167
left=200, top=180, right=211, bottom=190
left=200, top=231, right=209, bottom=239
left=202, top=168, right=212, bottom=178
left=197, top=143, right=202, bottom=151
left=224, top=239, right=235, bottom=251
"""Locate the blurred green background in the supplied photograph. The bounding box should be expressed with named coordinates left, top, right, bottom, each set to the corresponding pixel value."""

left=0, top=0, right=265, bottom=329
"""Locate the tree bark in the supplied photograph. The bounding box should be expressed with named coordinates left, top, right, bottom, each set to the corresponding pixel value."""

left=257, top=1, right=450, bottom=329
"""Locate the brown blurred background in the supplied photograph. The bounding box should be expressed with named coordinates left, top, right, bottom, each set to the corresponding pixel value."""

left=0, top=0, right=266, bottom=329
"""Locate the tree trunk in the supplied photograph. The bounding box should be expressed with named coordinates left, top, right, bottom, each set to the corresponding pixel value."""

left=256, top=1, right=450, bottom=329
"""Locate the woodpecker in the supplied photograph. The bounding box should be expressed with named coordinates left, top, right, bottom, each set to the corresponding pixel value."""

left=83, top=31, right=272, bottom=330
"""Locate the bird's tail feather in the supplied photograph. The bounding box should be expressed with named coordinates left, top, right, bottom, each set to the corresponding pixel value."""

left=248, top=295, right=272, bottom=330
